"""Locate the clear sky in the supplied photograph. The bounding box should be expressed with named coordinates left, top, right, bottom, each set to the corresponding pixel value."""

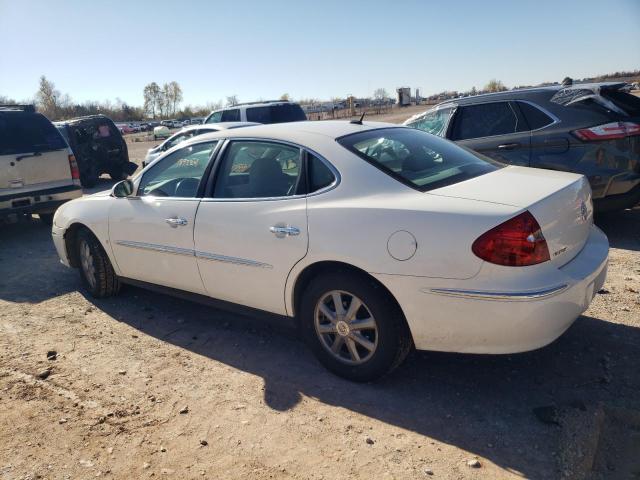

left=1, top=0, right=638, bottom=107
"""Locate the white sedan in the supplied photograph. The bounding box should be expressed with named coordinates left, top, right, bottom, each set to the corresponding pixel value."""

left=51, top=121, right=608, bottom=381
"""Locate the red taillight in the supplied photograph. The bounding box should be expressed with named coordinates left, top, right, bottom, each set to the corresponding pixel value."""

left=572, top=121, right=640, bottom=141
left=472, top=211, right=550, bottom=267
left=68, top=154, right=80, bottom=180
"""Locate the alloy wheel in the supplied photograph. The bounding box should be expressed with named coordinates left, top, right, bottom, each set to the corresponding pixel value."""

left=79, top=239, right=96, bottom=289
left=314, top=290, right=378, bottom=365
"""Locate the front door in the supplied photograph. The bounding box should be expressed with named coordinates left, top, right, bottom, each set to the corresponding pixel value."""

left=450, top=101, right=531, bottom=166
left=109, top=140, right=219, bottom=294
left=194, top=140, right=309, bottom=315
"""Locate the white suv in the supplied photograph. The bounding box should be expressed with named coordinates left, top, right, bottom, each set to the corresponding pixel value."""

left=204, top=100, right=307, bottom=124
left=0, top=105, right=82, bottom=225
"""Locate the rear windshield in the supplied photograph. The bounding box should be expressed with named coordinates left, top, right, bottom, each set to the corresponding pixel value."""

left=246, top=104, right=307, bottom=124
left=0, top=112, right=67, bottom=155
left=551, top=86, right=640, bottom=118
left=337, top=127, right=501, bottom=192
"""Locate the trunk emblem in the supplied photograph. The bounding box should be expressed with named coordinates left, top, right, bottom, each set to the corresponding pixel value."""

left=580, top=201, right=588, bottom=222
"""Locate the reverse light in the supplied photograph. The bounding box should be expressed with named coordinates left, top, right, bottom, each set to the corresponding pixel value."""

left=572, top=121, right=640, bottom=141
left=472, top=211, right=550, bottom=267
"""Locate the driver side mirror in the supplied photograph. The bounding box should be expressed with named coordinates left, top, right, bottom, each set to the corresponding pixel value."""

left=111, top=179, right=135, bottom=198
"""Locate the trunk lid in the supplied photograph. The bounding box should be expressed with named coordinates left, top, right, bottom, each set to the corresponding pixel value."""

left=430, top=166, right=593, bottom=267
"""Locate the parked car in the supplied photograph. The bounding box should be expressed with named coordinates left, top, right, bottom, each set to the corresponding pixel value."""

left=143, top=122, right=258, bottom=166
left=115, top=123, right=134, bottom=134
left=1, top=105, right=82, bottom=224
left=54, top=115, right=137, bottom=187
left=153, top=125, right=171, bottom=140
left=204, top=100, right=307, bottom=124
left=51, top=121, right=608, bottom=381
left=404, top=82, right=640, bottom=212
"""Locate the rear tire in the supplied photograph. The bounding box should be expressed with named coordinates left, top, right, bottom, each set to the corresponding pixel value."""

left=77, top=229, right=120, bottom=298
left=299, top=271, right=412, bottom=382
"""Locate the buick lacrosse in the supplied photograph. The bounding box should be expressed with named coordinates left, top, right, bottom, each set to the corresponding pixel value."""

left=51, top=121, right=609, bottom=381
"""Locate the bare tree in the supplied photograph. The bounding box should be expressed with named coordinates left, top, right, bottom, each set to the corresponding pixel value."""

left=226, top=95, right=239, bottom=106
left=35, top=75, right=60, bottom=119
left=484, top=79, right=507, bottom=93
left=143, top=82, right=161, bottom=118
left=166, top=81, right=183, bottom=116
left=373, top=88, right=388, bottom=101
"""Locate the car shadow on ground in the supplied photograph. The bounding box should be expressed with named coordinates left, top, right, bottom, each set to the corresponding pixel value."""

left=595, top=205, right=640, bottom=251
left=87, top=282, right=640, bottom=479
left=2, top=211, right=639, bottom=478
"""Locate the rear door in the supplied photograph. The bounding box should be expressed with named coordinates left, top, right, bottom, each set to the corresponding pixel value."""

left=449, top=101, right=531, bottom=166
left=0, top=112, right=73, bottom=195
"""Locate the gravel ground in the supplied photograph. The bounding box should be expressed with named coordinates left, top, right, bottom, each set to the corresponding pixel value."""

left=1, top=113, right=639, bottom=480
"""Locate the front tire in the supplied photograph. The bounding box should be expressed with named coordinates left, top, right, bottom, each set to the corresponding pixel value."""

left=300, top=272, right=412, bottom=382
left=77, top=230, right=120, bottom=298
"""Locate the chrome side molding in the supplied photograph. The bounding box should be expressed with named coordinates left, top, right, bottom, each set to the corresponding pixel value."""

left=115, top=240, right=272, bottom=269
left=425, top=284, right=569, bottom=301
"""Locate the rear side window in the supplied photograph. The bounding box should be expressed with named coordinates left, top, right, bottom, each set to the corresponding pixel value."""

left=245, top=104, right=307, bottom=123
left=307, top=153, right=336, bottom=192
left=0, top=112, right=66, bottom=155
left=451, top=102, right=522, bottom=140
left=338, top=127, right=501, bottom=192
left=221, top=109, right=240, bottom=122
left=517, top=102, right=555, bottom=130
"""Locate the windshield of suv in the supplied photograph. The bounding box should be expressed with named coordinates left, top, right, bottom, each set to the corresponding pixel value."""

left=0, top=112, right=67, bottom=155
left=337, top=127, right=501, bottom=192
left=245, top=104, right=307, bottom=123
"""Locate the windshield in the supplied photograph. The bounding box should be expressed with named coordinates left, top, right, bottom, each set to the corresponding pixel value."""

left=337, top=127, right=501, bottom=192
left=404, top=106, right=454, bottom=137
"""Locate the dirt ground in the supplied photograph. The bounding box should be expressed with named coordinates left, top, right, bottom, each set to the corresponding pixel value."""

left=1, top=113, right=640, bottom=480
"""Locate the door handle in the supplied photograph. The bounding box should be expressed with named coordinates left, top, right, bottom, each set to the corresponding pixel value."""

left=497, top=143, right=520, bottom=150
left=270, top=225, right=300, bottom=237
left=165, top=217, right=188, bottom=227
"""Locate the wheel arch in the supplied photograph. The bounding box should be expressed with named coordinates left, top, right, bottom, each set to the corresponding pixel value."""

left=64, top=222, right=114, bottom=271
left=289, top=260, right=407, bottom=325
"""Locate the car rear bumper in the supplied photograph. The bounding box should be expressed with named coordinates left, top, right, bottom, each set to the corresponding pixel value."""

left=0, top=184, right=82, bottom=217
left=373, top=225, right=609, bottom=354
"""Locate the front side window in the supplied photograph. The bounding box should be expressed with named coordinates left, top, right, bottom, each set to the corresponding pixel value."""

left=338, top=127, right=501, bottom=192
left=220, top=109, right=240, bottom=122
left=405, top=106, right=454, bottom=137
left=138, top=141, right=218, bottom=198
left=213, top=141, right=302, bottom=198
left=451, top=102, right=521, bottom=140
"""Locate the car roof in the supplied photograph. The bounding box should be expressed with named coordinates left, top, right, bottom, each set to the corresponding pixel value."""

left=176, top=122, right=259, bottom=133
left=431, top=81, right=626, bottom=108
left=179, top=120, right=399, bottom=149
left=53, top=114, right=112, bottom=126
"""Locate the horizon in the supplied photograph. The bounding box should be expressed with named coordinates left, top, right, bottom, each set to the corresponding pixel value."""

left=1, top=0, right=639, bottom=108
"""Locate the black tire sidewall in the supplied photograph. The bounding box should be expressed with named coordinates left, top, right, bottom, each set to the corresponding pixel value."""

left=299, top=272, right=409, bottom=382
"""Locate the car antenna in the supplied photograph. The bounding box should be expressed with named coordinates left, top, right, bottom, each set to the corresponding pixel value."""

left=350, top=112, right=366, bottom=125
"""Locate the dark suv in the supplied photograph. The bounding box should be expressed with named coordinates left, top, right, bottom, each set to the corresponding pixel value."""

left=55, top=115, right=137, bottom=187
left=405, top=83, right=640, bottom=212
